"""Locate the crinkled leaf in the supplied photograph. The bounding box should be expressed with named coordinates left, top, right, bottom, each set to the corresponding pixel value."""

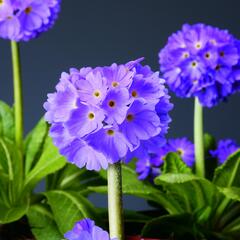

left=0, top=101, right=14, bottom=140
left=218, top=187, right=240, bottom=202
left=24, top=118, right=48, bottom=174
left=24, top=137, right=66, bottom=192
left=27, top=204, right=62, bottom=240
left=162, top=152, right=192, bottom=174
left=45, top=190, right=98, bottom=234
left=155, top=174, right=222, bottom=213
left=213, top=150, right=240, bottom=187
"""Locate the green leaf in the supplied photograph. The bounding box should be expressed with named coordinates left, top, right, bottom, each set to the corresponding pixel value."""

left=155, top=173, right=222, bottom=213
left=45, top=190, right=98, bottom=234
left=24, top=118, right=48, bottom=174
left=162, top=152, right=192, bottom=174
left=91, top=165, right=183, bottom=214
left=218, top=187, right=240, bottom=202
left=0, top=198, right=29, bottom=224
left=0, top=101, right=14, bottom=140
left=27, top=204, right=62, bottom=240
left=47, top=164, right=106, bottom=192
left=0, top=138, right=23, bottom=203
left=24, top=137, right=66, bottom=192
left=213, top=150, right=240, bottom=187
left=141, top=213, right=195, bottom=239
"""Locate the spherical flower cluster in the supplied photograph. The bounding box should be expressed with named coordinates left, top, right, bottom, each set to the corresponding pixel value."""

left=210, top=139, right=239, bottom=164
left=159, top=23, right=240, bottom=107
left=64, top=218, right=114, bottom=240
left=0, top=0, right=61, bottom=41
left=44, top=58, right=172, bottom=171
left=135, top=137, right=194, bottom=180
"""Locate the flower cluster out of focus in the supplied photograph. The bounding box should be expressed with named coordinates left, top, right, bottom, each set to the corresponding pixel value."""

left=135, top=137, right=195, bottom=180
left=210, top=139, right=240, bottom=164
left=135, top=136, right=240, bottom=181
left=0, top=0, right=61, bottom=41
left=64, top=218, right=114, bottom=240
left=44, top=58, right=173, bottom=171
left=159, top=23, right=240, bottom=107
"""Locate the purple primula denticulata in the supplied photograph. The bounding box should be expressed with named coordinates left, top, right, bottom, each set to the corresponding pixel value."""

left=0, top=0, right=61, bottom=41
left=159, top=23, right=240, bottom=107
left=64, top=218, right=115, bottom=240
left=44, top=58, right=173, bottom=171
left=210, top=139, right=240, bottom=164
left=134, top=137, right=194, bottom=181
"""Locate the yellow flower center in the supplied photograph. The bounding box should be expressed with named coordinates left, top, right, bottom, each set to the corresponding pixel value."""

left=177, top=148, right=184, bottom=156
left=93, top=90, right=101, bottom=97
left=108, top=100, right=116, bottom=108
left=0, top=0, right=4, bottom=5
left=205, top=53, right=210, bottom=59
left=131, top=90, right=138, bottom=98
left=183, top=52, right=189, bottom=59
left=88, top=112, right=95, bottom=120
left=107, top=129, right=115, bottom=136
left=25, top=7, right=32, bottom=14
left=126, top=114, right=134, bottom=122
left=112, top=81, right=119, bottom=87
left=195, top=42, right=201, bottom=49
left=191, top=61, right=198, bottom=68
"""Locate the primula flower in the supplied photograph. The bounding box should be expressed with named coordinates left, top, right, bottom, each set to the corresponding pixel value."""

left=159, top=23, right=240, bottom=107
left=134, top=137, right=194, bottom=180
left=165, top=137, right=195, bottom=167
left=0, top=0, right=61, bottom=41
left=64, top=218, right=113, bottom=240
left=210, top=139, right=240, bottom=164
left=44, top=59, right=173, bottom=171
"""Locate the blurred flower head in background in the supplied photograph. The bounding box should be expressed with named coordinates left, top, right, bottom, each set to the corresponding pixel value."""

left=64, top=218, right=113, bottom=240
left=159, top=23, right=240, bottom=107
left=210, top=139, right=240, bottom=164
left=44, top=59, right=173, bottom=171
left=0, top=0, right=61, bottom=41
left=135, top=137, right=194, bottom=181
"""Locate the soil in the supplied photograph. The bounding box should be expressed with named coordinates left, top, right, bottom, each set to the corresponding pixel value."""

left=0, top=217, right=35, bottom=240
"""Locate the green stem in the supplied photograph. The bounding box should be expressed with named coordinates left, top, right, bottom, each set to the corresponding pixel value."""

left=11, top=41, right=23, bottom=155
left=194, top=98, right=205, bottom=177
left=108, top=162, right=124, bottom=240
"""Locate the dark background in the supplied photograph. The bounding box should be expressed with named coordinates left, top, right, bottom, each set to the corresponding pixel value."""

left=0, top=0, right=240, bottom=210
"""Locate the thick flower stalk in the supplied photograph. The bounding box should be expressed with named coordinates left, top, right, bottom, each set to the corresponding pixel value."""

left=159, top=23, right=240, bottom=177
left=64, top=218, right=115, bottom=240
left=210, top=139, right=240, bottom=164
left=44, top=58, right=172, bottom=239
left=0, top=0, right=61, bottom=41
left=135, top=137, right=194, bottom=181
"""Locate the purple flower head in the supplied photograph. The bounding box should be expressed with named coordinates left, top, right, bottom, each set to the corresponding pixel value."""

left=159, top=23, right=240, bottom=107
left=210, top=139, right=240, bottom=164
left=165, top=137, right=195, bottom=167
left=0, top=0, right=61, bottom=41
left=44, top=59, right=173, bottom=171
left=64, top=218, right=113, bottom=240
